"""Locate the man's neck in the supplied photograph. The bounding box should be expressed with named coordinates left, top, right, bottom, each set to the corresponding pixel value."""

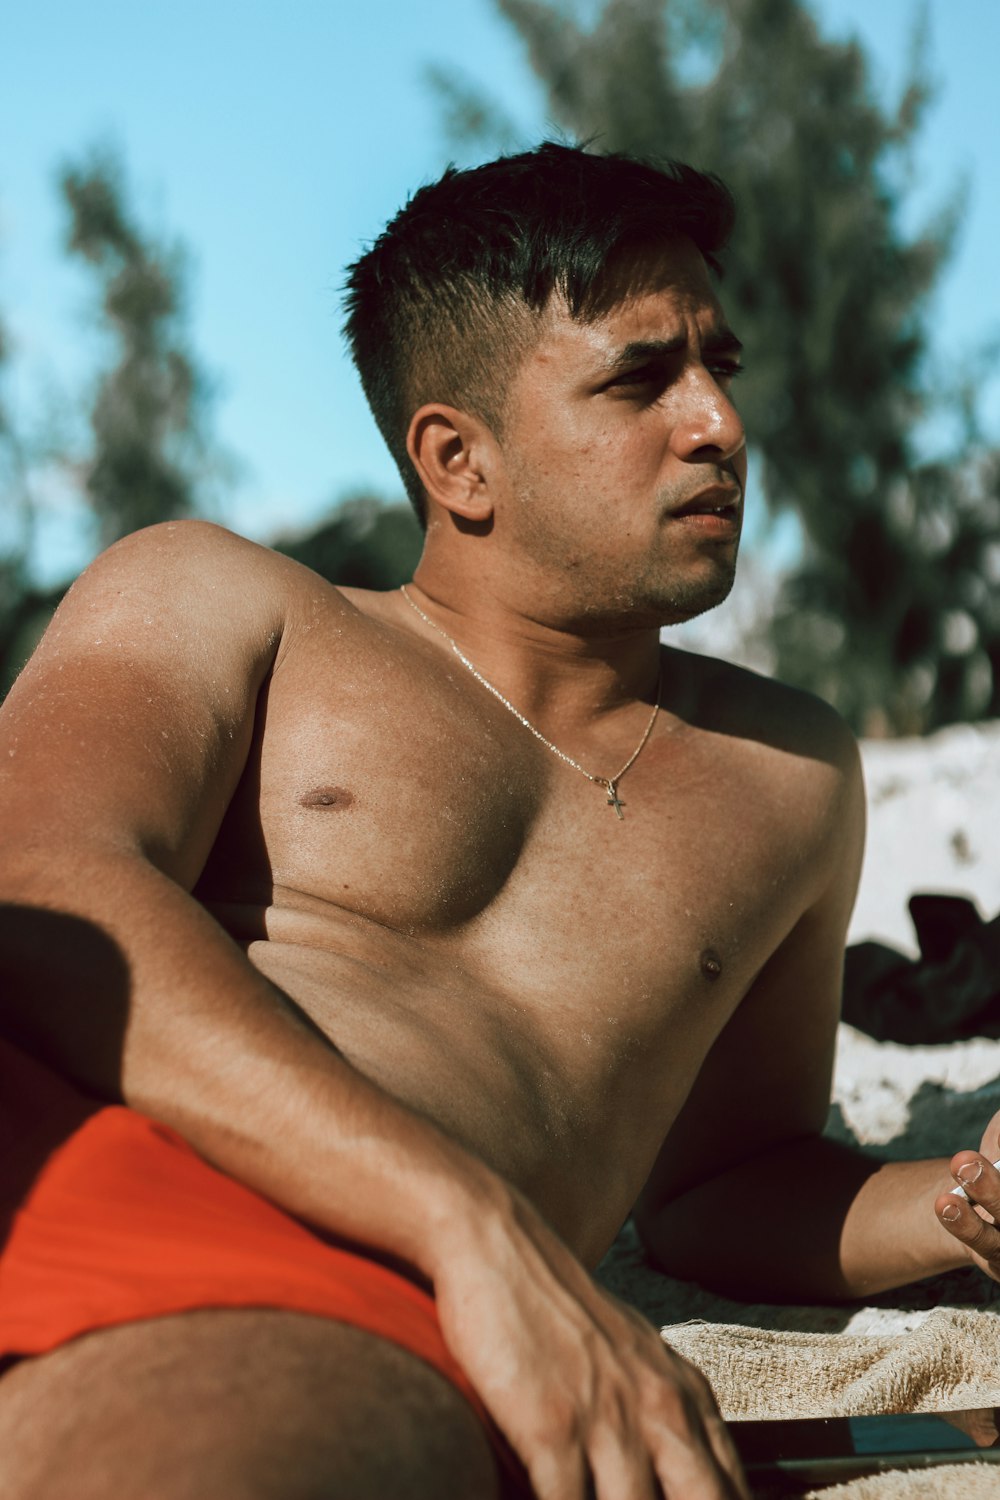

left=400, top=570, right=663, bottom=730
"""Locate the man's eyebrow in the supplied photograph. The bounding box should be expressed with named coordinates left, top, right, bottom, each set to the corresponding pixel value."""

left=601, top=330, right=744, bottom=370
left=703, top=330, right=744, bottom=356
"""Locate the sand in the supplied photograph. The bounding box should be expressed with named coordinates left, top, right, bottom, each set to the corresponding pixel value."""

left=841, top=719, right=1000, bottom=1155
left=850, top=719, right=1000, bottom=958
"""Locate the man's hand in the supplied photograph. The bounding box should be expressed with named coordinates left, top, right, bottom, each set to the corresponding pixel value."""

left=434, top=1182, right=748, bottom=1500
left=936, top=1108, right=1000, bottom=1281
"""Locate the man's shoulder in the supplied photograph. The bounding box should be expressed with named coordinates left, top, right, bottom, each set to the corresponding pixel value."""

left=83, top=518, right=326, bottom=593
left=11, top=521, right=369, bottom=714
left=665, top=643, right=860, bottom=783
left=67, top=520, right=356, bottom=640
left=666, top=645, right=865, bottom=887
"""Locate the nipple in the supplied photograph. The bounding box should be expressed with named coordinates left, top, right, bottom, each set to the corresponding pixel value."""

left=299, top=785, right=355, bottom=810
left=699, top=948, right=723, bottom=981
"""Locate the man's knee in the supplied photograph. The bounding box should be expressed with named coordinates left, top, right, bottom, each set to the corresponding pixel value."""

left=0, top=1309, right=502, bottom=1500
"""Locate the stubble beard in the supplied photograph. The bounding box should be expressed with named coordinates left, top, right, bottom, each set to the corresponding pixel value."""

left=644, top=548, right=740, bottom=626
left=511, top=534, right=740, bottom=635
left=505, top=467, right=741, bottom=632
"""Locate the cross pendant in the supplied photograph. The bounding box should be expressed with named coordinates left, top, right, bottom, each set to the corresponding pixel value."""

left=605, top=781, right=625, bottom=819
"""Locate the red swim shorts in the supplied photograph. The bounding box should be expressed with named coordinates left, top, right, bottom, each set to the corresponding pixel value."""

left=0, top=1036, right=508, bottom=1460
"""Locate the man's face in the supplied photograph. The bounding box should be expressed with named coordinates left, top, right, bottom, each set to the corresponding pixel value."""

left=492, top=237, right=747, bottom=631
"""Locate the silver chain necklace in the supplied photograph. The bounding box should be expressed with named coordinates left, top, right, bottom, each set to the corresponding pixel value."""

left=400, top=585, right=662, bottom=820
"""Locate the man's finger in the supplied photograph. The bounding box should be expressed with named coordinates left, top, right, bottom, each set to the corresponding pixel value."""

left=634, top=1353, right=749, bottom=1500
left=635, top=1378, right=746, bottom=1500
left=585, top=1432, right=661, bottom=1500
left=523, top=1438, right=589, bottom=1500
left=676, top=1376, right=750, bottom=1500
left=651, top=1423, right=746, bottom=1500
left=938, top=1190, right=1000, bottom=1258
left=703, top=1411, right=752, bottom=1500
left=949, top=1153, right=1000, bottom=1207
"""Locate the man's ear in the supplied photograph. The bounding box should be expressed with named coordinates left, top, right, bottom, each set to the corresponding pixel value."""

left=406, top=404, right=496, bottom=524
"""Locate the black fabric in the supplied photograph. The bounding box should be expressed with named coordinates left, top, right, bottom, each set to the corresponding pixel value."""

left=842, top=894, right=1000, bottom=1044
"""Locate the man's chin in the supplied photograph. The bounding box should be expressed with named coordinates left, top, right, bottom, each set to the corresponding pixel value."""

left=572, top=559, right=739, bottom=633
left=648, top=564, right=738, bottom=629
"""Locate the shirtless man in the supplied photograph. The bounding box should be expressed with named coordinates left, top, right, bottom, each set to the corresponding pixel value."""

left=1, top=142, right=998, bottom=1500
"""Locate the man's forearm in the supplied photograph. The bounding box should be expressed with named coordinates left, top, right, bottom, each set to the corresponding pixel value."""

left=3, top=851, right=755, bottom=1496
left=1, top=847, right=501, bottom=1283
left=639, top=1136, right=967, bottom=1302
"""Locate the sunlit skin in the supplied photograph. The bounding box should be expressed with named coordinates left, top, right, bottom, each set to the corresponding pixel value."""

left=415, top=242, right=747, bottom=672
left=486, top=244, right=748, bottom=632
left=0, top=233, right=993, bottom=1500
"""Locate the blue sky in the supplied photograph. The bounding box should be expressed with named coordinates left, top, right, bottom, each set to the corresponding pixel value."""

left=2, top=0, right=998, bottom=582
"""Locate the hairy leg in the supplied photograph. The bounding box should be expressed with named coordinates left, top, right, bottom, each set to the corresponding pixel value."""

left=0, top=1308, right=504, bottom=1500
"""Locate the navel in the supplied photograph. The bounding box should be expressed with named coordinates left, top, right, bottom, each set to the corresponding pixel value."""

left=699, top=948, right=723, bottom=981
left=299, top=785, right=355, bottom=811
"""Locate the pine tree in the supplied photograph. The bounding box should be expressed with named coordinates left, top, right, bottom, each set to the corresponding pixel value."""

left=61, top=147, right=223, bottom=547
left=274, top=494, right=422, bottom=591
left=0, top=297, right=51, bottom=697
left=0, top=150, right=231, bottom=695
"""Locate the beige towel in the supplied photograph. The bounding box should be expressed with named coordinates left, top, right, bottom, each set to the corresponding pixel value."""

left=593, top=1021, right=1000, bottom=1497
left=664, top=1309, right=1000, bottom=1420
left=805, top=1467, right=1000, bottom=1499
left=663, top=1309, right=1000, bottom=1497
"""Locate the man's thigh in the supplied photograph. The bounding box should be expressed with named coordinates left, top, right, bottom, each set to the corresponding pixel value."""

left=0, top=1308, right=504, bottom=1500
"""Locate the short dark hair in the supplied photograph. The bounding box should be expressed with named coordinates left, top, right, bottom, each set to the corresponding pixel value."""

left=343, top=141, right=735, bottom=524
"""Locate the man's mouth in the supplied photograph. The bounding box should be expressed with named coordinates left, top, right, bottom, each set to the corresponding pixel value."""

left=671, top=484, right=742, bottom=519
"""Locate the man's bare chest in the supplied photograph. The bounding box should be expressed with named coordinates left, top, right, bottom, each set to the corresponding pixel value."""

left=198, top=616, right=812, bottom=1060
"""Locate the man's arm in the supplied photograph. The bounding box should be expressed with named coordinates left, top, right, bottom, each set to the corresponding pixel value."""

left=0, top=520, right=460, bottom=1253
left=0, top=522, right=746, bottom=1500
left=636, top=706, right=968, bottom=1302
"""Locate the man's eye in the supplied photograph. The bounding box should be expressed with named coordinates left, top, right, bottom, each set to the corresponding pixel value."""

left=609, top=365, right=663, bottom=387
left=710, top=359, right=745, bottom=382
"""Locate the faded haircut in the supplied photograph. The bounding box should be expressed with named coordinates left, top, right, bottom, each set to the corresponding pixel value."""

left=342, top=141, right=736, bottom=525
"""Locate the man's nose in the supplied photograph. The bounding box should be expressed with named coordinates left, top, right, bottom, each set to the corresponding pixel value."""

left=671, top=372, right=746, bottom=464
